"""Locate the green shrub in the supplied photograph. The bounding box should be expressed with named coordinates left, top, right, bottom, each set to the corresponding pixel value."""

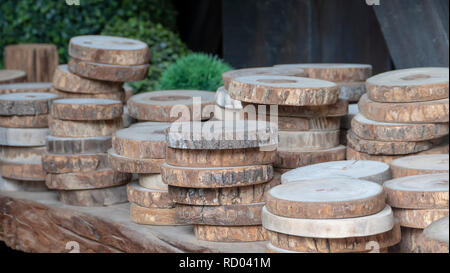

left=102, top=18, right=190, bottom=92
left=157, top=53, right=232, bottom=92
left=0, top=0, right=177, bottom=67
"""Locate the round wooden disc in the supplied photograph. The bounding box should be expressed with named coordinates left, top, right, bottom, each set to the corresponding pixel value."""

left=275, top=145, right=346, bottom=169
left=228, top=75, right=339, bottom=106
left=166, top=120, right=278, bottom=150
left=0, top=82, right=52, bottom=94
left=58, top=185, right=128, bottom=207
left=337, top=82, right=366, bottom=102
left=69, top=35, right=150, bottom=66
left=390, top=154, right=449, bottom=178
left=49, top=117, right=123, bottom=137
left=107, top=149, right=164, bottom=174
left=359, top=94, right=449, bottom=123
left=126, top=181, right=173, bottom=209
left=266, top=177, right=385, bottom=219
left=278, top=130, right=340, bottom=150
left=0, top=127, right=48, bottom=146
left=0, top=161, right=45, bottom=181
left=45, top=169, right=131, bottom=190
left=165, top=147, right=276, bottom=168
left=169, top=172, right=281, bottom=206
left=0, top=176, right=48, bottom=192
left=129, top=203, right=181, bottom=225
left=281, top=160, right=391, bottom=185
left=161, top=163, right=273, bottom=188
left=0, top=69, right=26, bottom=84
left=176, top=202, right=264, bottom=226
left=393, top=208, right=448, bottom=229
left=366, top=67, right=449, bottom=103
left=194, top=225, right=268, bottom=242
left=267, top=224, right=401, bottom=253
left=0, top=146, right=44, bottom=162
left=127, top=90, right=216, bottom=122
left=138, top=174, right=167, bottom=191
left=274, top=63, right=372, bottom=82
left=51, top=98, right=123, bottom=121
left=42, top=153, right=108, bottom=174
left=341, top=103, right=359, bottom=130
left=222, top=67, right=307, bottom=89
left=0, top=92, right=58, bottom=116
left=52, top=65, right=124, bottom=94
left=418, top=216, right=449, bottom=253
left=68, top=58, right=149, bottom=82
left=50, top=87, right=125, bottom=102
left=262, top=205, right=394, bottom=238
left=383, top=173, right=449, bottom=209
left=112, top=123, right=170, bottom=159
left=351, top=113, right=449, bottom=142
left=277, top=116, right=341, bottom=131
left=275, top=99, right=348, bottom=118
left=0, top=114, right=48, bottom=128
left=347, top=130, right=433, bottom=155
left=45, top=135, right=112, bottom=155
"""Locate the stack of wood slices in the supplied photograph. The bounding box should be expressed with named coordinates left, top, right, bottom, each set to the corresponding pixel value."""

left=43, top=98, right=130, bottom=206
left=263, top=178, right=399, bottom=253
left=384, top=173, right=449, bottom=253
left=163, top=120, right=279, bottom=242
left=347, top=67, right=449, bottom=164
left=0, top=92, right=58, bottom=191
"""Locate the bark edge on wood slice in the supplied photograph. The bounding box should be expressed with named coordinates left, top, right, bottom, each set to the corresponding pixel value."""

left=45, top=169, right=131, bottom=190
left=418, top=216, right=449, bottom=253
left=0, top=127, right=48, bottom=146
left=194, top=225, right=268, bottom=242
left=275, top=145, right=346, bottom=169
left=0, top=114, right=48, bottom=128
left=0, top=92, right=59, bottom=116
left=42, top=153, right=109, bottom=174
left=129, top=203, right=181, bottom=226
left=51, top=98, right=123, bottom=121
left=278, top=130, right=340, bottom=150
left=126, top=182, right=173, bottom=209
left=0, top=82, right=52, bottom=94
left=390, top=154, right=449, bottom=178
left=108, top=149, right=164, bottom=174
left=337, top=81, right=366, bottom=102
left=0, top=161, right=46, bottom=181
left=50, top=87, right=125, bottom=102
left=58, top=184, right=128, bottom=207
left=393, top=208, right=448, bottom=229
left=49, top=116, right=123, bottom=137
left=274, top=63, right=372, bottom=82
left=138, top=174, right=167, bottom=191
left=46, top=135, right=112, bottom=155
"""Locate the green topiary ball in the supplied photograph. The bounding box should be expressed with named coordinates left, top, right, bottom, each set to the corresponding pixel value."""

left=157, top=53, right=232, bottom=92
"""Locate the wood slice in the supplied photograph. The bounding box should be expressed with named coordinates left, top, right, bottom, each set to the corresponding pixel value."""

left=165, top=147, right=276, bottom=168
left=69, top=35, right=150, bottom=66
left=51, top=98, right=123, bottom=121
left=49, top=117, right=123, bottom=137
left=127, top=90, right=216, bottom=122
left=394, top=208, right=448, bottom=229
left=0, top=69, right=26, bottom=84
left=278, top=130, right=340, bottom=150
left=340, top=103, right=359, bottom=130
left=126, top=182, right=173, bottom=209
left=52, top=65, right=124, bottom=94
left=176, top=202, right=264, bottom=226
left=0, top=92, right=58, bottom=116
left=42, top=153, right=108, bottom=174
left=138, top=174, right=167, bottom=191
left=58, top=185, right=128, bottom=207
left=108, top=149, right=164, bottom=174
left=275, top=145, right=346, bottom=169
left=0, top=161, right=45, bottom=181
left=50, top=87, right=125, bottom=102
left=194, top=225, right=268, bottom=242
left=161, top=163, right=273, bottom=188
left=0, top=114, right=48, bottom=128
left=383, top=173, right=449, bottom=209
left=274, top=63, right=372, bottom=82
left=167, top=120, right=278, bottom=150
left=169, top=172, right=281, bottom=206
left=68, top=58, right=149, bottom=82
left=337, top=82, right=366, bottom=102
left=281, top=160, right=391, bottom=185
left=267, top=224, right=400, bottom=253
left=262, top=205, right=394, bottom=239
left=390, top=227, right=423, bottom=253
left=222, top=67, right=307, bottom=89
left=0, top=176, right=48, bottom=192
left=129, top=203, right=180, bottom=226
left=347, top=130, right=433, bottom=155
left=228, top=75, right=339, bottom=106
left=45, top=169, right=131, bottom=190
left=0, top=127, right=48, bottom=146
left=390, top=154, right=449, bottom=178
left=265, top=177, right=385, bottom=219
left=112, top=123, right=170, bottom=159
left=351, top=113, right=449, bottom=142
left=277, top=116, right=341, bottom=131
left=0, top=146, right=44, bottom=162
left=418, top=216, right=449, bottom=253
left=366, top=67, right=449, bottom=103
left=4, top=44, right=58, bottom=82
left=0, top=82, right=51, bottom=94
left=358, top=94, right=449, bottom=123
left=276, top=99, right=348, bottom=118
left=46, top=135, right=111, bottom=154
